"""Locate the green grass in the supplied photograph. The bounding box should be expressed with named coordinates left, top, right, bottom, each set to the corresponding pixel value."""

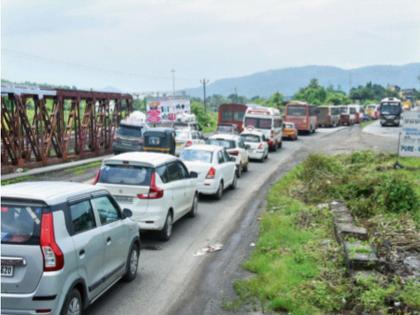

left=228, top=152, right=420, bottom=314
left=1, top=175, right=36, bottom=186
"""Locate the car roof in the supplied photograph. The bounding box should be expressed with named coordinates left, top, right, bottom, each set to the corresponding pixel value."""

left=183, top=144, right=221, bottom=152
left=241, top=129, right=263, bottom=136
left=1, top=181, right=106, bottom=206
left=105, top=152, right=177, bottom=167
left=209, top=133, right=239, bottom=140
left=144, top=127, right=174, bottom=132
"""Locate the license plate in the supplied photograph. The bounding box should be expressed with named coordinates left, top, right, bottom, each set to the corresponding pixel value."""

left=1, top=265, right=14, bottom=277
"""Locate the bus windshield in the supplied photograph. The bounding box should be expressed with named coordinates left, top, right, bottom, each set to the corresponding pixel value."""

left=287, top=106, right=306, bottom=116
left=380, top=103, right=401, bottom=115
left=244, top=117, right=272, bottom=129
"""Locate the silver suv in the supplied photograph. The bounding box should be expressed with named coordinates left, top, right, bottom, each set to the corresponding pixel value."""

left=1, top=182, right=140, bottom=315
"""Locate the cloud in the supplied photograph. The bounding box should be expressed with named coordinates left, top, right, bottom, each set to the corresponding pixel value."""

left=1, top=0, right=419, bottom=91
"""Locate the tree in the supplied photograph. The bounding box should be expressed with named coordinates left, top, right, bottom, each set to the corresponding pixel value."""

left=266, top=92, right=284, bottom=109
left=294, top=78, right=327, bottom=105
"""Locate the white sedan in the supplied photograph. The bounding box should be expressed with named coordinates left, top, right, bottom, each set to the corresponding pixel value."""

left=180, top=144, right=237, bottom=200
left=175, top=129, right=205, bottom=156
left=207, top=134, right=249, bottom=177
left=240, top=130, right=269, bottom=162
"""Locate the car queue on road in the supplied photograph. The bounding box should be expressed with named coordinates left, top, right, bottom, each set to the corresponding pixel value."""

left=1, top=101, right=383, bottom=315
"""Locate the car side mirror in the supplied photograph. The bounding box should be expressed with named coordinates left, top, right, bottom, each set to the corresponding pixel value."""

left=230, top=156, right=236, bottom=162
left=122, top=208, right=133, bottom=218
left=190, top=171, right=198, bottom=178
left=263, top=136, right=268, bottom=141
left=245, top=144, right=251, bottom=149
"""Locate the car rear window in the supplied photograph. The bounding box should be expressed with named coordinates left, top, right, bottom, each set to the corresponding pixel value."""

left=241, top=134, right=260, bottom=143
left=99, top=164, right=152, bottom=186
left=180, top=150, right=213, bottom=163
left=207, top=139, right=236, bottom=149
left=117, top=125, right=144, bottom=137
left=1, top=205, right=43, bottom=245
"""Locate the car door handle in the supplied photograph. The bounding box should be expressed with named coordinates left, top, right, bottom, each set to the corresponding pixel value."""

left=79, top=249, right=85, bottom=257
left=106, top=237, right=112, bottom=244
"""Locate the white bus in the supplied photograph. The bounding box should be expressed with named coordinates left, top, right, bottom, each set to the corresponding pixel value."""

left=243, top=106, right=283, bottom=151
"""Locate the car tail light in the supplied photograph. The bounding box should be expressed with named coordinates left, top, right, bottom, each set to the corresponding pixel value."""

left=185, top=140, right=193, bottom=147
left=137, top=172, right=164, bottom=199
left=258, top=143, right=264, bottom=149
left=229, top=150, right=239, bottom=156
left=92, top=169, right=101, bottom=185
left=206, top=167, right=216, bottom=179
left=40, top=212, right=64, bottom=272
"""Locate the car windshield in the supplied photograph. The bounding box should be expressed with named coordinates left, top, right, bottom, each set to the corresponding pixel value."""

left=207, top=139, right=236, bottom=149
left=241, top=134, right=260, bottom=143
left=285, top=123, right=294, bottom=129
left=244, top=118, right=272, bottom=129
left=175, top=130, right=190, bottom=140
left=1, top=204, right=42, bottom=245
left=117, top=125, right=143, bottom=137
left=180, top=150, right=213, bottom=163
left=287, top=106, right=306, bottom=116
left=99, top=164, right=152, bottom=185
left=217, top=125, right=235, bottom=133
left=380, top=103, right=401, bottom=115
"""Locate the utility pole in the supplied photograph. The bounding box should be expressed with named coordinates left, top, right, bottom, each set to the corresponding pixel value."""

left=171, top=69, right=176, bottom=97
left=200, top=78, right=210, bottom=112
left=234, top=87, right=238, bottom=103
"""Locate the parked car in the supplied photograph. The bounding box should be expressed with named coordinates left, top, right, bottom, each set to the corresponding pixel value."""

left=240, top=129, right=269, bottom=161
left=1, top=182, right=140, bottom=315
left=282, top=122, right=298, bottom=140
left=94, top=152, right=198, bottom=241
left=112, top=122, right=147, bottom=154
left=207, top=134, right=249, bottom=177
left=143, top=127, right=176, bottom=155
left=175, top=129, right=205, bottom=156
left=180, top=144, right=237, bottom=199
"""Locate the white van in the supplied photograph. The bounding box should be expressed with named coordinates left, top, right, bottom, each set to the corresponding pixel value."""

left=243, top=106, right=283, bottom=151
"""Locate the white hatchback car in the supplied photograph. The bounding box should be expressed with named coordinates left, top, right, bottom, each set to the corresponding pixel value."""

left=207, top=134, right=249, bottom=177
left=94, top=152, right=198, bottom=241
left=180, top=144, right=237, bottom=199
left=240, top=129, right=269, bottom=161
left=175, top=129, right=205, bottom=156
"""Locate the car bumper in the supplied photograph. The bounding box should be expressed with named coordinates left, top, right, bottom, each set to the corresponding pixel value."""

left=1, top=293, right=59, bottom=315
left=197, top=179, right=219, bottom=195
left=248, top=150, right=265, bottom=159
left=119, top=202, right=167, bottom=231
left=112, top=143, right=143, bottom=153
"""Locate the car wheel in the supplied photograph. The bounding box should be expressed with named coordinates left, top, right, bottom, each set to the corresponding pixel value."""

left=278, top=141, right=282, bottom=149
left=159, top=212, right=173, bottom=241
left=61, top=288, right=82, bottom=315
left=215, top=181, right=224, bottom=200
left=230, top=173, right=237, bottom=190
left=243, top=162, right=248, bottom=172
left=188, top=194, right=198, bottom=217
left=236, top=165, right=242, bottom=178
left=123, top=243, right=139, bottom=282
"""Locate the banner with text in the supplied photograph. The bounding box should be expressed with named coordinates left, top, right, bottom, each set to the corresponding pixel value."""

left=399, top=111, right=420, bottom=157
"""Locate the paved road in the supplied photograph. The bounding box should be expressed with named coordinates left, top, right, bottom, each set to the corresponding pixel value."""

left=39, top=125, right=397, bottom=315
left=363, top=120, right=401, bottom=140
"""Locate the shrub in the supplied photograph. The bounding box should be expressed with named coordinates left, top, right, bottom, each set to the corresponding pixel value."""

left=376, top=173, right=419, bottom=213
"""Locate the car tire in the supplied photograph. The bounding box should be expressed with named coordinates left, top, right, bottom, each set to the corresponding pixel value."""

left=230, top=173, right=237, bottom=190
left=61, top=288, right=82, bottom=315
left=215, top=181, right=224, bottom=200
left=243, top=162, right=248, bottom=172
left=123, top=243, right=139, bottom=282
left=278, top=141, right=282, bottom=149
left=159, top=212, right=173, bottom=242
left=236, top=165, right=242, bottom=178
left=188, top=194, right=198, bottom=218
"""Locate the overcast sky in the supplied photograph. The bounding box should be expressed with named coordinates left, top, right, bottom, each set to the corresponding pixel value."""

left=1, top=0, right=420, bottom=92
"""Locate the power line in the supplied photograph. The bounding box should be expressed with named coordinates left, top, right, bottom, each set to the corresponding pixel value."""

left=2, top=48, right=200, bottom=82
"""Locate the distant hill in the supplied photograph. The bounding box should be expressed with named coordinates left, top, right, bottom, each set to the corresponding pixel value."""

left=185, top=63, right=420, bottom=98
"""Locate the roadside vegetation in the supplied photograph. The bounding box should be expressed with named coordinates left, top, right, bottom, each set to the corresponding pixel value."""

left=228, top=151, right=419, bottom=314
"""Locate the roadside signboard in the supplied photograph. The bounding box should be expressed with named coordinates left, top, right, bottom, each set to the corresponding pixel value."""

left=399, top=111, right=420, bottom=157
left=146, top=97, right=190, bottom=123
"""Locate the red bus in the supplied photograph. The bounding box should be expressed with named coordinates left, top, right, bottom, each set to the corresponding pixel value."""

left=285, top=101, right=318, bottom=133
left=217, top=103, right=248, bottom=133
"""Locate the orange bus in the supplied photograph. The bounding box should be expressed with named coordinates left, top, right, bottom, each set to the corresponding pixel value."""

left=217, top=103, right=248, bottom=133
left=284, top=101, right=318, bottom=133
